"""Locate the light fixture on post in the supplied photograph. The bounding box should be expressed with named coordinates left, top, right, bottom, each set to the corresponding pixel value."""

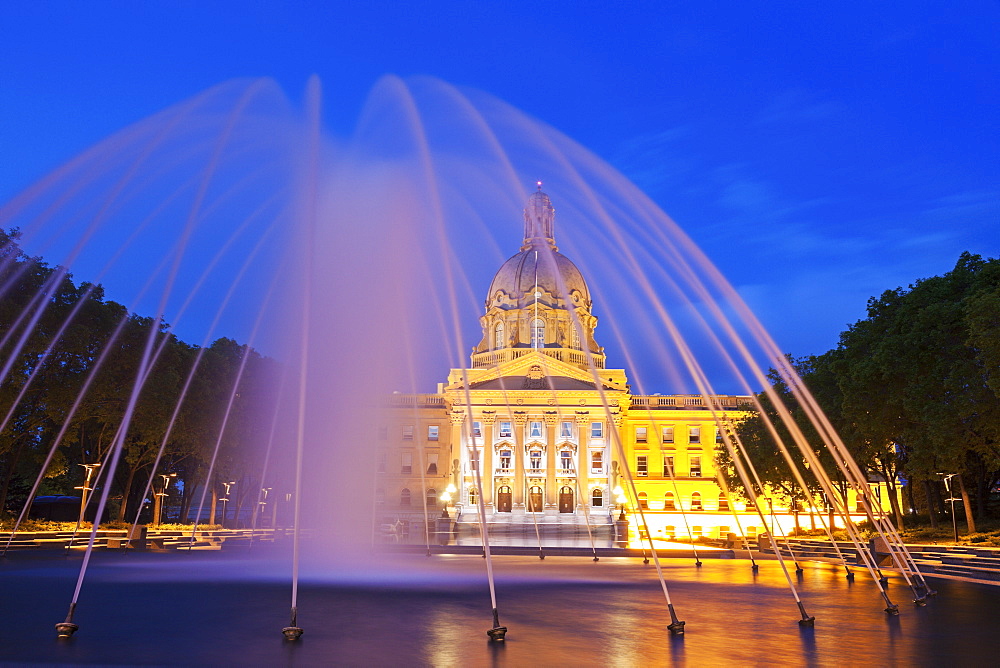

left=155, top=472, right=177, bottom=527
left=219, top=481, right=236, bottom=528
left=74, top=463, right=101, bottom=526
left=938, top=473, right=960, bottom=543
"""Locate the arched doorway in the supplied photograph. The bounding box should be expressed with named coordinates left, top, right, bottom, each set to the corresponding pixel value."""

left=527, top=486, right=543, bottom=512
left=558, top=486, right=574, bottom=513
left=497, top=486, right=512, bottom=513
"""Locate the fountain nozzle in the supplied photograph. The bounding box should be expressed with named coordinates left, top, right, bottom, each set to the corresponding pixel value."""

left=282, top=607, right=304, bottom=640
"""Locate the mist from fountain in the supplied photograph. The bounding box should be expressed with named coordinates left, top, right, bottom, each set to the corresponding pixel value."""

left=0, top=74, right=930, bottom=650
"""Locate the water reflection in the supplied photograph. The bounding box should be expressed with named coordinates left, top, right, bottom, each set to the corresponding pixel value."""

left=0, top=550, right=996, bottom=665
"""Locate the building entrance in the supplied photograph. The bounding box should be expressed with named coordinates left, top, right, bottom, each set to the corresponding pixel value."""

left=527, top=486, right=543, bottom=512
left=497, top=486, right=512, bottom=513
left=559, top=486, right=574, bottom=513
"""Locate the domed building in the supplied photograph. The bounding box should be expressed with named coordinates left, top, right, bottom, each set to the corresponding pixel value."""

left=374, top=187, right=885, bottom=545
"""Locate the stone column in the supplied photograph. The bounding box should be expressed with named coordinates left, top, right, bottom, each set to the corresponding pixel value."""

left=480, top=410, right=496, bottom=508
left=576, top=413, right=590, bottom=509
left=512, top=411, right=527, bottom=508
left=544, top=412, right=558, bottom=508
left=449, top=410, right=465, bottom=504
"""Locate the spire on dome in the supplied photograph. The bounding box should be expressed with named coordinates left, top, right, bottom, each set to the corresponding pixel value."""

left=521, top=183, right=556, bottom=250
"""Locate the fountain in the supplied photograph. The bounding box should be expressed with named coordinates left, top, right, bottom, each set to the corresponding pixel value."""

left=0, top=75, right=992, bottom=663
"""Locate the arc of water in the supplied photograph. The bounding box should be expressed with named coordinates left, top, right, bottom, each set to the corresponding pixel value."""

left=384, top=76, right=506, bottom=639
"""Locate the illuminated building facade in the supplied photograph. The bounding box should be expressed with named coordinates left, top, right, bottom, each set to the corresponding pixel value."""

left=375, top=187, right=887, bottom=544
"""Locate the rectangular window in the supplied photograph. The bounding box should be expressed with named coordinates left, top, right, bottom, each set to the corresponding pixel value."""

left=635, top=426, right=647, bottom=443
left=591, top=450, right=603, bottom=473
left=376, top=452, right=386, bottom=473
left=663, top=455, right=674, bottom=477
left=377, top=426, right=387, bottom=440
left=689, top=455, right=702, bottom=477
left=560, top=450, right=573, bottom=470
left=662, top=426, right=674, bottom=443
left=529, top=421, right=543, bottom=439
left=529, top=450, right=542, bottom=471
left=499, top=421, right=512, bottom=438
left=402, top=425, right=414, bottom=441
left=472, top=421, right=482, bottom=438
left=559, top=421, right=573, bottom=439
left=401, top=452, right=412, bottom=474
left=427, top=425, right=439, bottom=441
left=499, top=449, right=512, bottom=471
left=637, top=455, right=648, bottom=477
left=689, top=426, right=701, bottom=444
left=426, top=453, right=438, bottom=475
left=469, top=449, right=480, bottom=471
left=715, top=427, right=723, bottom=443
left=590, top=422, right=603, bottom=439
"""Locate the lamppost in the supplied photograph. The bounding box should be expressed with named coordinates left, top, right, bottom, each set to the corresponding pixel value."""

left=939, top=473, right=960, bottom=543
left=257, top=487, right=272, bottom=527
left=219, top=481, right=236, bottom=528
left=439, top=482, right=458, bottom=518
left=75, top=463, right=101, bottom=525
left=155, top=473, right=177, bottom=527
left=614, top=485, right=627, bottom=520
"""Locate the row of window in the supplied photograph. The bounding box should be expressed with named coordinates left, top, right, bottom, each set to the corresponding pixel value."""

left=471, top=420, right=606, bottom=440
left=376, top=486, right=608, bottom=508
left=636, top=491, right=728, bottom=510
left=491, top=320, right=583, bottom=350
left=636, top=454, right=701, bottom=477
left=492, top=448, right=603, bottom=473
left=380, top=425, right=441, bottom=441
left=377, top=452, right=439, bottom=475
left=634, top=426, right=722, bottom=444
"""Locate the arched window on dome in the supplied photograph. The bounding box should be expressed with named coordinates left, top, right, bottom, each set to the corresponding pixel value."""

left=494, top=321, right=505, bottom=350
left=571, top=322, right=581, bottom=349
left=531, top=318, right=545, bottom=348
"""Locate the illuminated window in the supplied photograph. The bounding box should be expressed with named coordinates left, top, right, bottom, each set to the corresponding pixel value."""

left=591, top=488, right=603, bottom=506
left=499, top=421, right=512, bottom=438
left=590, top=450, right=603, bottom=473
left=689, top=426, right=701, bottom=443
left=560, top=450, right=573, bottom=470
left=529, top=421, right=543, bottom=439
left=591, top=422, right=603, bottom=439
left=571, top=324, right=581, bottom=349
left=426, top=488, right=437, bottom=507
left=718, top=492, right=729, bottom=510
left=663, top=455, right=674, bottom=477
left=402, top=425, right=414, bottom=441
left=468, top=486, right=478, bottom=507
left=689, top=456, right=702, bottom=477
left=664, top=491, right=676, bottom=509
left=400, top=488, right=411, bottom=506
left=427, top=425, right=439, bottom=441
left=635, top=426, right=647, bottom=443
left=400, top=453, right=412, bottom=474
left=638, top=491, right=648, bottom=509
left=662, top=426, right=674, bottom=443
left=426, top=453, right=438, bottom=475
left=559, top=421, right=573, bottom=439
left=472, top=421, right=482, bottom=438
left=499, top=449, right=512, bottom=471
left=531, top=318, right=545, bottom=348
left=636, top=455, right=648, bottom=477
left=715, top=427, right=723, bottom=443
left=529, top=449, right=543, bottom=471
left=494, top=321, right=505, bottom=349
left=691, top=491, right=702, bottom=510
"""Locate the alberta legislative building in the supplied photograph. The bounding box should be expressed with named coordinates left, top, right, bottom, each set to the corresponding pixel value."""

left=374, top=187, right=883, bottom=545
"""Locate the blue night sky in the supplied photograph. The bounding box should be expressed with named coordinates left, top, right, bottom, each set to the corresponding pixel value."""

left=2, top=1, right=997, bottom=368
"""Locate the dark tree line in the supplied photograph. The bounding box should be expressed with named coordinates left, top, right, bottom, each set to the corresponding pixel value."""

left=724, top=252, right=1000, bottom=530
left=0, top=229, right=280, bottom=526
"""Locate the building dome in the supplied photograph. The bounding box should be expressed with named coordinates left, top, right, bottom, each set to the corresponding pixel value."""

left=472, top=185, right=604, bottom=370
left=486, top=247, right=591, bottom=309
